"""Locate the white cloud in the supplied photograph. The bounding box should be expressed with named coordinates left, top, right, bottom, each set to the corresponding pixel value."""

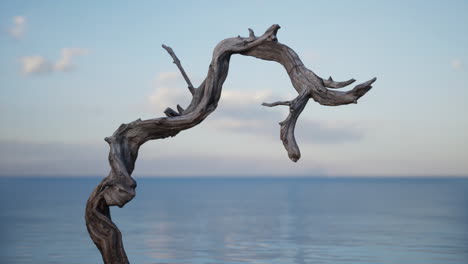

left=208, top=116, right=364, bottom=144
left=302, top=51, right=321, bottom=63
left=8, top=16, right=26, bottom=39
left=220, top=89, right=273, bottom=107
left=451, top=59, right=463, bottom=70
left=149, top=72, right=189, bottom=113
left=20, top=48, right=88, bottom=75
left=148, top=71, right=275, bottom=115
left=157, top=71, right=180, bottom=82
left=147, top=71, right=363, bottom=144
left=20, top=56, right=52, bottom=75
left=54, top=48, right=89, bottom=71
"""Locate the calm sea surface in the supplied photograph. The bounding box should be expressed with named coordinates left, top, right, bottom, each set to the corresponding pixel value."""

left=1, top=177, right=467, bottom=264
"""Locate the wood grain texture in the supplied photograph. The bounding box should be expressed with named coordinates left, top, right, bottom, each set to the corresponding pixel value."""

left=85, top=24, right=376, bottom=264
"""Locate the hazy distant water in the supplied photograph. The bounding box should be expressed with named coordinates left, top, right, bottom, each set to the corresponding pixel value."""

left=1, top=177, right=467, bottom=264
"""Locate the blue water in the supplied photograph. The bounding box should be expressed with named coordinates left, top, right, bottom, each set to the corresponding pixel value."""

left=1, top=177, right=467, bottom=264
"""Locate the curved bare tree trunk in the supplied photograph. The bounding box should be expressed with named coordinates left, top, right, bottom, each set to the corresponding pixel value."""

left=85, top=24, right=376, bottom=264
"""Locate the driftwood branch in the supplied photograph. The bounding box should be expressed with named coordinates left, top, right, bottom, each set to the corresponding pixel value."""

left=85, top=24, right=376, bottom=264
left=161, top=44, right=195, bottom=95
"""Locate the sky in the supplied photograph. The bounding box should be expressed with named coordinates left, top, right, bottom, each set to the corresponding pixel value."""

left=0, top=0, right=467, bottom=177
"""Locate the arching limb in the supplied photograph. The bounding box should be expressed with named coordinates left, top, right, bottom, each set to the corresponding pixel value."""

left=85, top=24, right=376, bottom=264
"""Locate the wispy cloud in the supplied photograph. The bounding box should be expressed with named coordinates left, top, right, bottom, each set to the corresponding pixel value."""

left=54, top=48, right=89, bottom=71
left=20, top=48, right=88, bottom=75
left=8, top=16, right=88, bottom=75
left=221, top=89, right=273, bottom=107
left=302, top=50, right=321, bottom=64
left=0, top=140, right=108, bottom=176
left=7, top=16, right=26, bottom=39
left=451, top=59, right=463, bottom=70
left=149, top=72, right=275, bottom=114
left=148, top=71, right=276, bottom=114
left=149, top=72, right=190, bottom=112
left=20, top=56, right=52, bottom=75
left=148, top=71, right=364, bottom=144
left=209, top=117, right=364, bottom=144
left=0, top=140, right=325, bottom=176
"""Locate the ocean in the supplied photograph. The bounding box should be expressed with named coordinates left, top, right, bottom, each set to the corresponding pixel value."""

left=1, top=177, right=467, bottom=264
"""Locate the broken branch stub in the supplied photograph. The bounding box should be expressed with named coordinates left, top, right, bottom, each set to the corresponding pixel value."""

left=85, top=24, right=376, bottom=264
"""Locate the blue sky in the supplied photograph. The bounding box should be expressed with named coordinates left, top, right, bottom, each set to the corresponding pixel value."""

left=1, top=0, right=467, bottom=177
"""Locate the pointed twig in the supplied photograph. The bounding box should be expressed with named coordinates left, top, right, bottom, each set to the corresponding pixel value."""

left=348, top=77, right=377, bottom=103
left=176, top=104, right=185, bottom=115
left=164, top=107, right=180, bottom=117
left=323, top=76, right=356, bottom=88
left=247, top=28, right=256, bottom=41
left=161, top=44, right=195, bottom=95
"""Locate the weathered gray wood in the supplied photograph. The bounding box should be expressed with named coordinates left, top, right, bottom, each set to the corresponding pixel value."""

left=162, top=44, right=195, bottom=95
left=85, top=24, right=376, bottom=264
